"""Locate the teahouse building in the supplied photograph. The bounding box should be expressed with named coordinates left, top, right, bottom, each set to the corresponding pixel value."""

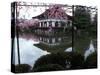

left=32, top=5, right=72, bottom=30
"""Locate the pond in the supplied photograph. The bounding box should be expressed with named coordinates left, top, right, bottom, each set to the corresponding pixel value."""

left=12, top=30, right=96, bottom=69
left=12, top=31, right=72, bottom=67
left=13, top=37, right=50, bottom=67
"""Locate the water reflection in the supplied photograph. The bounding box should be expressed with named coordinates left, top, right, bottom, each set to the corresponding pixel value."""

left=13, top=30, right=96, bottom=68
left=14, top=37, right=50, bottom=67
left=13, top=30, right=72, bottom=67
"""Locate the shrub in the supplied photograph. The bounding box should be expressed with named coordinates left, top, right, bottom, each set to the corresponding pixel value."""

left=33, top=52, right=71, bottom=70
left=15, top=64, right=31, bottom=73
left=32, top=64, right=64, bottom=72
left=70, top=52, right=84, bottom=69
left=33, top=52, right=84, bottom=71
left=34, top=53, right=65, bottom=68
left=84, top=52, right=97, bottom=68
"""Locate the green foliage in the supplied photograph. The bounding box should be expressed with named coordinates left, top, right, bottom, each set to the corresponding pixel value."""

left=33, top=53, right=68, bottom=69
left=74, top=6, right=91, bottom=29
left=32, top=52, right=84, bottom=71
left=73, top=35, right=90, bottom=55
left=15, top=64, right=31, bottom=73
left=70, top=52, right=84, bottom=69
left=89, top=13, right=97, bottom=36
left=84, top=52, right=97, bottom=68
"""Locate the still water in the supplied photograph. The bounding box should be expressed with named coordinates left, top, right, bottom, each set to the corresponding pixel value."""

left=13, top=37, right=50, bottom=67
left=13, top=31, right=96, bottom=67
